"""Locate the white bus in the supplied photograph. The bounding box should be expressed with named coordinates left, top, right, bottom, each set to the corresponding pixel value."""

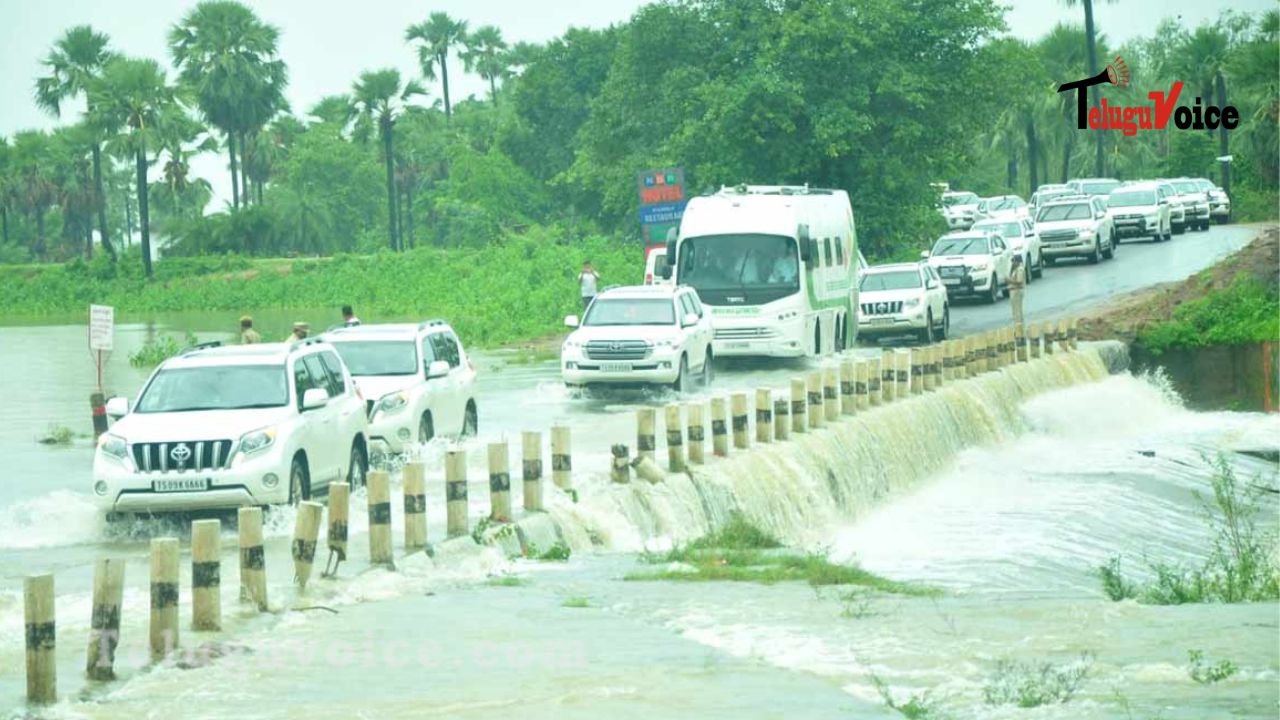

left=658, top=185, right=860, bottom=358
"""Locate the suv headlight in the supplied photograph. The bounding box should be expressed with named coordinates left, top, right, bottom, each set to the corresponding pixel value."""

left=651, top=338, right=678, bottom=349
left=563, top=337, right=582, bottom=349
left=903, top=298, right=920, bottom=309
left=377, top=392, right=408, bottom=415
left=238, top=427, right=277, bottom=455
left=1080, top=228, right=1095, bottom=237
left=98, top=433, right=127, bottom=459
left=968, top=260, right=990, bottom=272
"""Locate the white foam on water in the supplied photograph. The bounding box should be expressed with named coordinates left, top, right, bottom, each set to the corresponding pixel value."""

left=0, top=489, right=104, bottom=549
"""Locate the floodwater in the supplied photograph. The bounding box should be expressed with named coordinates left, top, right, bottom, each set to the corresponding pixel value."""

left=0, top=314, right=1277, bottom=718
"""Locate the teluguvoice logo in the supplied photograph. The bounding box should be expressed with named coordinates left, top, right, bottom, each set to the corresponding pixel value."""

left=1057, top=56, right=1240, bottom=137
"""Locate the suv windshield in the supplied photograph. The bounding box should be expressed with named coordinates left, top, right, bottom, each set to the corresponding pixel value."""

left=136, top=365, right=288, bottom=413
left=1080, top=180, right=1120, bottom=196
left=981, top=197, right=1023, bottom=211
left=584, top=298, right=676, bottom=326
left=861, top=270, right=921, bottom=291
left=1108, top=190, right=1156, bottom=207
left=1171, top=180, right=1200, bottom=193
left=972, top=221, right=1021, bottom=238
left=1037, top=203, right=1091, bottom=222
left=330, top=341, right=418, bottom=376
left=676, top=233, right=800, bottom=304
left=942, top=193, right=978, bottom=207
left=931, top=236, right=990, bottom=256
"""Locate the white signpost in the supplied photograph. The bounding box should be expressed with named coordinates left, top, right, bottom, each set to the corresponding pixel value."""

left=90, top=304, right=114, bottom=352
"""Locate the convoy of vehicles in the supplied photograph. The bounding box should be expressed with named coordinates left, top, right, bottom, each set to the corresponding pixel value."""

left=93, top=340, right=370, bottom=518
left=1067, top=178, right=1123, bottom=197
left=658, top=185, right=859, bottom=358
left=923, top=230, right=1012, bottom=304
left=323, top=321, right=479, bottom=458
left=858, top=262, right=950, bottom=342
left=974, top=195, right=1030, bottom=222
left=970, top=217, right=1043, bottom=279
left=1035, top=196, right=1116, bottom=265
left=560, top=284, right=714, bottom=391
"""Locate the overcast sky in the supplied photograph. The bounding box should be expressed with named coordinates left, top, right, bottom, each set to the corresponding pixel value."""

left=0, top=0, right=1269, bottom=207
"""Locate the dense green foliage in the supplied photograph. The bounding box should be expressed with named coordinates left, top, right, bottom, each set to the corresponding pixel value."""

left=1137, top=276, right=1280, bottom=355
left=0, top=0, right=1275, bottom=333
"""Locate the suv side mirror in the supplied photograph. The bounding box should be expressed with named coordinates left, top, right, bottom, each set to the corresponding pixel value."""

left=657, top=264, right=672, bottom=280
left=682, top=312, right=700, bottom=328
left=920, top=250, right=931, bottom=259
left=426, top=360, right=450, bottom=379
left=105, top=397, right=129, bottom=419
left=301, top=387, right=329, bottom=411
left=664, top=238, right=677, bottom=265
left=925, top=279, right=939, bottom=290
left=564, top=314, right=580, bottom=328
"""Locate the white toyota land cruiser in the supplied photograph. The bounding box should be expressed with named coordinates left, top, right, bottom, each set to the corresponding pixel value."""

left=323, top=321, right=478, bottom=458
left=561, top=285, right=714, bottom=392
left=93, top=340, right=369, bottom=518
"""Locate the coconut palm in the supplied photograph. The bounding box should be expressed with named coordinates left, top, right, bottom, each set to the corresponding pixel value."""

left=461, top=25, right=510, bottom=106
left=9, top=131, right=57, bottom=260
left=35, top=25, right=119, bottom=260
left=350, top=69, right=424, bottom=251
left=406, top=12, right=467, bottom=119
left=47, top=126, right=98, bottom=259
left=1061, top=0, right=1118, bottom=177
left=308, top=94, right=353, bottom=128
left=88, top=57, right=180, bottom=277
left=1177, top=24, right=1235, bottom=194
left=0, top=137, right=12, bottom=247
left=168, top=0, right=288, bottom=210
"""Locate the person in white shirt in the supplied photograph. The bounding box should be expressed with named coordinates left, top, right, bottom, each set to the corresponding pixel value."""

left=341, top=305, right=361, bottom=327
left=578, top=261, right=600, bottom=310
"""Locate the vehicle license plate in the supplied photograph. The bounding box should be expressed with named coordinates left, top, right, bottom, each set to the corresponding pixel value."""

left=724, top=342, right=749, bottom=349
left=943, top=278, right=961, bottom=286
left=600, top=362, right=632, bottom=372
left=153, top=478, right=208, bottom=493
left=870, top=317, right=894, bottom=325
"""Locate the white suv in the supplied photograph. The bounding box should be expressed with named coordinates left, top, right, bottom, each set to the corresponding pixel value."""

left=858, top=262, right=949, bottom=343
left=561, top=285, right=714, bottom=391
left=1169, top=178, right=1212, bottom=232
left=323, top=321, right=478, bottom=459
left=940, top=191, right=980, bottom=230
left=1107, top=182, right=1172, bottom=243
left=924, top=230, right=1013, bottom=304
left=1035, top=196, right=1115, bottom=265
left=975, top=195, right=1030, bottom=222
left=1191, top=177, right=1230, bottom=222
left=94, top=340, right=369, bottom=518
left=971, top=217, right=1044, bottom=280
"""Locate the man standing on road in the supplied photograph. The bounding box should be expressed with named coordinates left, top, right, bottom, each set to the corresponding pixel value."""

left=341, top=305, right=361, bottom=327
left=1008, top=255, right=1027, bottom=330
left=239, top=316, right=261, bottom=344
left=578, top=261, right=600, bottom=311
left=285, top=321, right=310, bottom=342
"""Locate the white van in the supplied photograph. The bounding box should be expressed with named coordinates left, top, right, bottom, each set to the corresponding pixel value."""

left=657, top=185, right=858, bottom=358
left=644, top=246, right=671, bottom=285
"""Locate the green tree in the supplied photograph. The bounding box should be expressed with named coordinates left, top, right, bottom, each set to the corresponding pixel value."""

left=0, top=137, right=12, bottom=247
left=34, top=24, right=119, bottom=260
left=168, top=0, right=288, bottom=210
left=406, top=12, right=467, bottom=120
left=461, top=25, right=509, bottom=106
left=350, top=68, right=424, bottom=251
left=9, top=131, right=57, bottom=260
left=1061, top=0, right=1118, bottom=177
left=48, top=125, right=98, bottom=259
left=89, top=57, right=181, bottom=277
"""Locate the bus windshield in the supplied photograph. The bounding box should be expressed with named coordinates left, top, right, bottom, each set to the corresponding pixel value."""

left=677, top=234, right=800, bottom=305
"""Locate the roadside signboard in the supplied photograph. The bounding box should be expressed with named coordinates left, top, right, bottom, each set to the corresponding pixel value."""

left=89, top=304, right=114, bottom=351
left=638, top=168, right=687, bottom=246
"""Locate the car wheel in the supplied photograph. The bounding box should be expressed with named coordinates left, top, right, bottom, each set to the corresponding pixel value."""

left=920, top=310, right=934, bottom=343
left=462, top=403, right=478, bottom=437
left=347, top=442, right=367, bottom=489
left=1032, top=252, right=1044, bottom=279
left=1102, top=235, right=1114, bottom=259
left=939, top=306, right=950, bottom=340
left=1044, top=256, right=1056, bottom=267
left=1088, top=240, right=1101, bottom=264
left=418, top=412, right=434, bottom=444
left=986, top=276, right=999, bottom=304
left=672, top=355, right=690, bottom=393
left=700, top=350, right=714, bottom=387
left=288, top=455, right=309, bottom=506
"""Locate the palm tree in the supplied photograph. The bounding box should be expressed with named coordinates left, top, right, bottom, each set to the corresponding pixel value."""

left=168, top=0, right=287, bottom=210
left=406, top=12, right=467, bottom=119
left=1037, top=24, right=1090, bottom=182
left=1178, top=25, right=1234, bottom=195
left=49, top=126, right=98, bottom=259
left=350, top=69, right=424, bottom=251
left=88, top=57, right=180, bottom=277
left=35, top=25, right=119, bottom=260
left=308, top=94, right=352, bottom=127
left=1061, top=0, right=1117, bottom=177
left=461, top=25, right=509, bottom=106
left=0, top=137, right=12, bottom=247
left=9, top=131, right=57, bottom=260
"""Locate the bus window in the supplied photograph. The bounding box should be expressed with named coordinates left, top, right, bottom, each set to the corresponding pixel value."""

left=835, top=237, right=845, bottom=266
left=824, top=238, right=833, bottom=267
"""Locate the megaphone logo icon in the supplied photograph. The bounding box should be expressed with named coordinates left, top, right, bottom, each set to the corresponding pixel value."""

left=1105, top=56, right=1130, bottom=88
left=1057, top=55, right=1130, bottom=128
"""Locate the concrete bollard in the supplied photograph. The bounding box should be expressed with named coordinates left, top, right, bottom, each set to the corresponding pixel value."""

left=292, top=501, right=323, bottom=588
left=1004, top=327, right=1016, bottom=367
left=488, top=442, right=513, bottom=521
left=1016, top=324, right=1028, bottom=362
left=854, top=360, right=870, bottom=410
left=823, top=367, right=840, bottom=421
left=910, top=349, right=925, bottom=394
left=839, top=359, right=856, bottom=415
left=987, top=331, right=1000, bottom=371
left=191, top=519, right=221, bottom=631
left=445, top=450, right=468, bottom=538
left=1068, top=317, right=1079, bottom=350
left=90, top=392, right=108, bottom=439
left=323, top=483, right=349, bottom=578
left=711, top=397, right=729, bottom=455
left=868, top=356, right=883, bottom=405
left=755, top=389, right=773, bottom=443
left=24, top=574, right=56, bottom=704
left=687, top=402, right=706, bottom=464
left=922, top=347, right=936, bottom=391
left=631, top=455, right=666, bottom=484
left=1044, top=322, right=1057, bottom=355
left=664, top=404, right=685, bottom=472
left=1057, top=319, right=1071, bottom=352
left=790, top=379, right=808, bottom=432
left=941, top=341, right=954, bottom=381
left=636, top=408, right=656, bottom=462
left=806, top=372, right=824, bottom=428
left=731, top=393, right=750, bottom=448
left=239, top=506, right=269, bottom=608
left=963, top=336, right=977, bottom=376
left=610, top=444, right=631, bottom=483
left=551, top=426, right=572, bottom=490
left=895, top=349, right=912, bottom=398
left=403, top=462, right=427, bottom=552
left=86, top=559, right=125, bottom=681
left=366, top=470, right=394, bottom=567
left=773, top=395, right=790, bottom=441
left=522, top=431, right=544, bottom=512
left=881, top=355, right=897, bottom=403
left=149, top=537, right=179, bottom=662
left=1030, top=322, right=1043, bottom=359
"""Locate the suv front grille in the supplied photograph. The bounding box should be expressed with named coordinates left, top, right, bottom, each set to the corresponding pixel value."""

left=714, top=327, right=777, bottom=340
left=861, top=301, right=904, bottom=315
left=1040, top=229, right=1078, bottom=241
left=131, top=440, right=233, bottom=473
left=584, top=340, right=650, bottom=361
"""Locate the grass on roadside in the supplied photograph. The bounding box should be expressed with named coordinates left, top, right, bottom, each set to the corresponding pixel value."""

left=485, top=576, right=525, bottom=588
left=561, top=596, right=591, bottom=608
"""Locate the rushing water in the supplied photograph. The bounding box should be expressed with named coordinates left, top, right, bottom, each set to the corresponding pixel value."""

left=0, top=316, right=1277, bottom=718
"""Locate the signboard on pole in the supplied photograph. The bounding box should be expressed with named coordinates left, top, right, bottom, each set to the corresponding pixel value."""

left=89, top=305, right=114, bottom=351
left=637, top=168, right=687, bottom=246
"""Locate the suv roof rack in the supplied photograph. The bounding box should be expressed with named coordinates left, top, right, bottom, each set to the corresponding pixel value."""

left=417, top=319, right=447, bottom=330
left=180, top=340, right=223, bottom=356
left=289, top=337, right=327, bottom=352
